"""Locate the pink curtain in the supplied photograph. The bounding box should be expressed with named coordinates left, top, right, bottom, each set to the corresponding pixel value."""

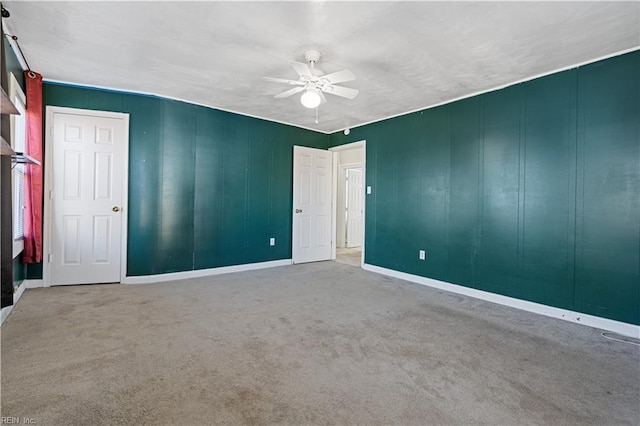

left=22, top=70, right=43, bottom=264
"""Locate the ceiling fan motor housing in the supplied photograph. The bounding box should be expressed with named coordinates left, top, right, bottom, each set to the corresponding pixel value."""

left=304, top=50, right=322, bottom=64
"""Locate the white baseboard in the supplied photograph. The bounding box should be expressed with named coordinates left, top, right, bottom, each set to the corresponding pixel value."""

left=1, top=280, right=27, bottom=326
left=25, top=279, right=44, bottom=289
left=363, top=263, right=640, bottom=339
left=1, top=305, right=13, bottom=325
left=14, top=281, right=26, bottom=302
left=122, top=259, right=293, bottom=284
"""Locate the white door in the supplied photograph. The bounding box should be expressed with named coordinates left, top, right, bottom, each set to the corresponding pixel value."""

left=292, top=146, right=332, bottom=264
left=346, top=168, right=363, bottom=248
left=50, top=112, right=126, bottom=285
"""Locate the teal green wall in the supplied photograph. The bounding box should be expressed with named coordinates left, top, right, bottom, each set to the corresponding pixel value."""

left=36, top=84, right=328, bottom=276
left=3, top=37, right=24, bottom=90
left=330, top=51, right=640, bottom=325
left=12, top=255, right=25, bottom=287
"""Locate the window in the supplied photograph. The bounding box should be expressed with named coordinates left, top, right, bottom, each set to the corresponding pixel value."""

left=10, top=74, right=26, bottom=257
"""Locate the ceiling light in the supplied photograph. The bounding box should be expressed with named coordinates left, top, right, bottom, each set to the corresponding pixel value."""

left=300, top=88, right=321, bottom=109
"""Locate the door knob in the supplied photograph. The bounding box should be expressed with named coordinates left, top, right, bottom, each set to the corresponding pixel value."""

left=112, top=206, right=120, bottom=212
left=295, top=208, right=302, bottom=213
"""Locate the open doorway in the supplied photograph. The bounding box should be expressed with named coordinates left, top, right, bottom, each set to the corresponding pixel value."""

left=330, top=141, right=365, bottom=267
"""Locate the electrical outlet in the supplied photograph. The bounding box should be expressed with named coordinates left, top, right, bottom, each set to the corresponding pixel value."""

left=270, top=238, right=276, bottom=246
left=419, top=250, right=426, bottom=260
left=367, top=186, right=372, bottom=194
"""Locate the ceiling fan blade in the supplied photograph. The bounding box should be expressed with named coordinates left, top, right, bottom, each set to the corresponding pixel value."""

left=322, top=85, right=359, bottom=100
left=289, top=61, right=312, bottom=77
left=319, top=90, right=328, bottom=104
left=274, top=87, right=304, bottom=99
left=321, top=69, right=356, bottom=85
left=262, top=77, right=304, bottom=85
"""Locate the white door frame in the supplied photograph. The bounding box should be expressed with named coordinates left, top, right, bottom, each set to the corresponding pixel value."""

left=329, top=140, right=366, bottom=267
left=43, top=106, right=130, bottom=287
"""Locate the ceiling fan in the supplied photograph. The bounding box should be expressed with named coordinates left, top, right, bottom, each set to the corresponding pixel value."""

left=263, top=50, right=359, bottom=109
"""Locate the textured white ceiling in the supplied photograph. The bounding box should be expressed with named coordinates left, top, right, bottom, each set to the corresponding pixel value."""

left=3, top=1, right=639, bottom=133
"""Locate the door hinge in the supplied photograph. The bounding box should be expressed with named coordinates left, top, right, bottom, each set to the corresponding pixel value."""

left=49, top=190, right=53, bottom=199
left=50, top=127, right=54, bottom=136
left=48, top=253, right=52, bottom=263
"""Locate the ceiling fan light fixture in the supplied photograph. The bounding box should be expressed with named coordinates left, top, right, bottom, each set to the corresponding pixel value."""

left=300, top=88, right=321, bottom=109
left=265, top=50, right=357, bottom=111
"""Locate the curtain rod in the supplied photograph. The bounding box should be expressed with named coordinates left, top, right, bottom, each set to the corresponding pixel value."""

left=5, top=33, right=35, bottom=77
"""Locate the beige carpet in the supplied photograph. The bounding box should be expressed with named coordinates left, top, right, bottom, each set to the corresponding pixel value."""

left=335, top=247, right=361, bottom=267
left=1, top=261, right=638, bottom=425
